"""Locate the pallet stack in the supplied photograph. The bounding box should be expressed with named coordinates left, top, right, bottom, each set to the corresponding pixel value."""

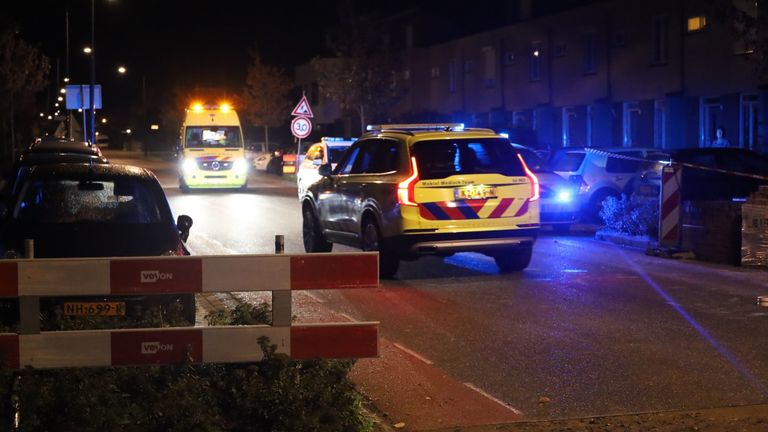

left=742, top=185, right=768, bottom=267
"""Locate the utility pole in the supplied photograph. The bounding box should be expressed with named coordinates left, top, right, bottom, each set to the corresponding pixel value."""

left=90, top=0, right=96, bottom=144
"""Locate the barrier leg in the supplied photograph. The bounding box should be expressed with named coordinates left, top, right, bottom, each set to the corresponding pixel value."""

left=272, top=235, right=291, bottom=326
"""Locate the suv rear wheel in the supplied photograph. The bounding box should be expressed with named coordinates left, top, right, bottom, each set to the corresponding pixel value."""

left=361, top=218, right=399, bottom=279
left=493, top=247, right=532, bottom=273
left=302, top=206, right=332, bottom=253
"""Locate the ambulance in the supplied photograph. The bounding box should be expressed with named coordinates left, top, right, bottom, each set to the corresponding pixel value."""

left=178, top=102, right=248, bottom=191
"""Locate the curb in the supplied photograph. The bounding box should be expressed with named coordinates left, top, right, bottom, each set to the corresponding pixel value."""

left=594, top=230, right=657, bottom=250
left=417, top=403, right=768, bottom=432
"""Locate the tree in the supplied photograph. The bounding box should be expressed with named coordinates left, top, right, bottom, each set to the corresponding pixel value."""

left=0, top=29, right=49, bottom=163
left=242, top=49, right=293, bottom=151
left=310, top=7, right=405, bottom=135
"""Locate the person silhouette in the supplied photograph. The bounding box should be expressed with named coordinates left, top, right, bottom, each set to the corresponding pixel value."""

left=711, top=126, right=731, bottom=148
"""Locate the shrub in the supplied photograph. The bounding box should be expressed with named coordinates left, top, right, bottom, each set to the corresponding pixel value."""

left=0, top=302, right=372, bottom=432
left=599, top=194, right=659, bottom=238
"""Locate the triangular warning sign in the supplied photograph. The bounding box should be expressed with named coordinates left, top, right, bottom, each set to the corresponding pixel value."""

left=291, top=95, right=314, bottom=118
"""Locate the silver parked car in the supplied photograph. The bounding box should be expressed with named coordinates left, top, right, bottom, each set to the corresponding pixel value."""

left=548, top=147, right=669, bottom=221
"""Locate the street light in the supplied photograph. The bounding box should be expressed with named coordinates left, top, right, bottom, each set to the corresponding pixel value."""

left=117, top=66, right=126, bottom=74
left=83, top=46, right=92, bottom=54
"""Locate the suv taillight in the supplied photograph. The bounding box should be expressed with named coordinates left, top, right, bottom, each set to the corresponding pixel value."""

left=517, top=154, right=540, bottom=201
left=398, top=157, right=420, bottom=207
left=569, top=175, right=588, bottom=193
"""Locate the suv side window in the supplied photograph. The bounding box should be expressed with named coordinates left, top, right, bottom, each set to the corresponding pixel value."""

left=352, top=139, right=400, bottom=174
left=373, top=139, right=400, bottom=173
left=350, top=139, right=400, bottom=174
left=351, top=140, right=379, bottom=174
left=336, top=146, right=360, bottom=175
left=606, top=151, right=643, bottom=173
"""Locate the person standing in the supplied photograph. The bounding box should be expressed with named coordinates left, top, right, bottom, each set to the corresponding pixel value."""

left=711, top=126, right=731, bottom=148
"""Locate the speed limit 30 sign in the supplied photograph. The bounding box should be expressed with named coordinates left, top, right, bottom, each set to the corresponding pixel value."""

left=291, top=116, right=312, bottom=139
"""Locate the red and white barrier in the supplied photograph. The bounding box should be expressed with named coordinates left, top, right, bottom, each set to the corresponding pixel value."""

left=0, top=252, right=380, bottom=369
left=659, top=165, right=682, bottom=247
left=0, top=323, right=378, bottom=369
left=0, top=253, right=379, bottom=297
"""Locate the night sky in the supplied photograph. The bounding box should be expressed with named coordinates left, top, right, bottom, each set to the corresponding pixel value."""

left=3, top=0, right=593, bottom=136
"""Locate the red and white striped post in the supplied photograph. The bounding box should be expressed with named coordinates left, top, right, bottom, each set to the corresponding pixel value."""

left=659, top=165, right=683, bottom=248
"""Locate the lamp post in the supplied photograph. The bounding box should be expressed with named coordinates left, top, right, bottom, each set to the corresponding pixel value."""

left=115, top=64, right=149, bottom=152
left=90, top=0, right=96, bottom=145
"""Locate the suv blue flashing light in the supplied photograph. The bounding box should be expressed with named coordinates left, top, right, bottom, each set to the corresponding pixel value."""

left=499, top=132, right=509, bottom=138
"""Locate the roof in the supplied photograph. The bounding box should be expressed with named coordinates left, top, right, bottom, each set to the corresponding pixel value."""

left=183, top=109, right=241, bottom=126
left=28, top=140, right=101, bottom=155
left=26, top=163, right=156, bottom=181
left=362, top=123, right=500, bottom=145
left=17, top=152, right=108, bottom=166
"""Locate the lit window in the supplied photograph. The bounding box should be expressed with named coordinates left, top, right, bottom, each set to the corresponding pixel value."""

left=687, top=15, right=707, bottom=32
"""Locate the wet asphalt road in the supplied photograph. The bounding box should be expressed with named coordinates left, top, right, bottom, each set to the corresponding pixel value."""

left=113, top=153, right=768, bottom=420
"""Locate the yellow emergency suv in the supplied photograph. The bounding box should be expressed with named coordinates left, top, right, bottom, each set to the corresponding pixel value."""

left=299, top=124, right=540, bottom=277
left=178, top=102, right=248, bottom=192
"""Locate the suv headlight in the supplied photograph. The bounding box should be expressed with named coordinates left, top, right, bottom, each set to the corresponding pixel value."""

left=233, top=158, right=247, bottom=174
left=182, top=158, right=197, bottom=174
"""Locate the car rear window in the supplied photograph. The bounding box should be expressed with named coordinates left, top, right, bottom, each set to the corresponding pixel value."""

left=551, top=152, right=586, bottom=172
left=514, top=147, right=549, bottom=173
left=411, top=138, right=525, bottom=180
left=14, top=179, right=162, bottom=224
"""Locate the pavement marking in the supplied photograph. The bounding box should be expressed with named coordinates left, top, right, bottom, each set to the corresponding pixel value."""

left=302, top=291, right=326, bottom=304
left=393, top=342, right=434, bottom=365
left=462, top=382, right=524, bottom=416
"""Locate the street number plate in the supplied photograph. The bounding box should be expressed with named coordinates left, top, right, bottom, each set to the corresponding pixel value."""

left=455, top=185, right=497, bottom=200
left=64, top=302, right=126, bottom=316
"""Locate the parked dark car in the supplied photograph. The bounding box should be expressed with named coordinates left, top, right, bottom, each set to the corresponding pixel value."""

left=0, top=163, right=195, bottom=326
left=8, top=139, right=109, bottom=198
left=670, top=148, right=768, bottom=201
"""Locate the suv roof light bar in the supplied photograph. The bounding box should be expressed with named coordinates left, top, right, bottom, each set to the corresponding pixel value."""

left=366, top=123, right=466, bottom=132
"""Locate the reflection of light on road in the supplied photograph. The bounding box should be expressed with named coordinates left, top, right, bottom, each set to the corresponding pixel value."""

left=616, top=247, right=768, bottom=396
left=562, top=269, right=587, bottom=273
left=444, top=253, right=498, bottom=274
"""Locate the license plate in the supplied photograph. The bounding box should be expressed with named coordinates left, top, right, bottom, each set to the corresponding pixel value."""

left=64, top=302, right=126, bottom=316
left=454, top=185, right=497, bottom=200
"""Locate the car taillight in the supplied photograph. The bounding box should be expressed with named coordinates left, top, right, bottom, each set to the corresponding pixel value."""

left=569, top=175, right=588, bottom=193
left=517, top=153, right=540, bottom=201
left=398, top=157, right=420, bottom=207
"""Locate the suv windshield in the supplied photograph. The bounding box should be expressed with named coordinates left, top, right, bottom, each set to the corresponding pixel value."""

left=411, top=138, right=525, bottom=180
left=185, top=126, right=242, bottom=148
left=14, top=179, right=162, bottom=224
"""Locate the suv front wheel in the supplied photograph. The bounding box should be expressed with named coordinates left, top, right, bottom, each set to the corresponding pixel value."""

left=302, top=206, right=332, bottom=253
left=493, top=247, right=532, bottom=273
left=361, top=218, right=399, bottom=279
